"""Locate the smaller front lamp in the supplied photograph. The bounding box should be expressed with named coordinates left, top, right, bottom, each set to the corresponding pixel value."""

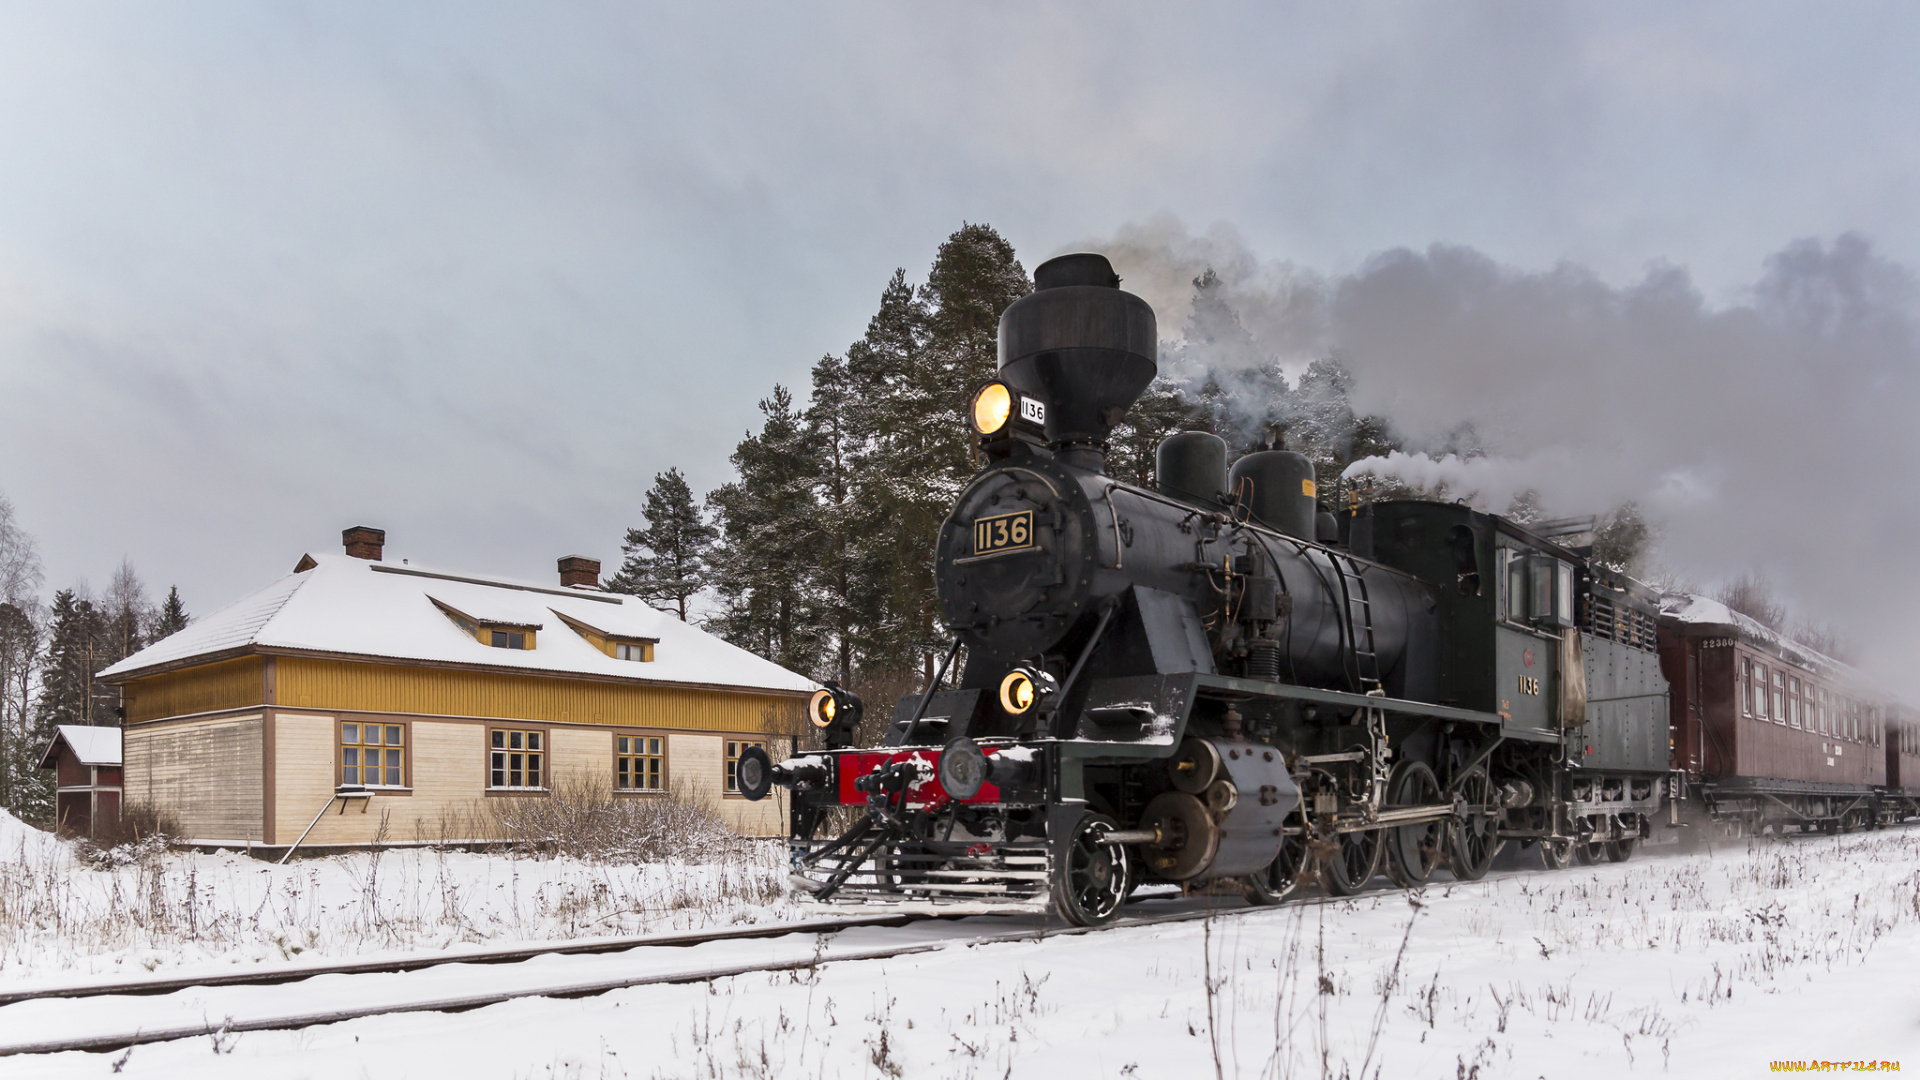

left=997, top=666, right=1057, bottom=716
left=999, top=669, right=1035, bottom=714
left=972, top=381, right=1013, bottom=436
left=809, top=682, right=864, bottom=749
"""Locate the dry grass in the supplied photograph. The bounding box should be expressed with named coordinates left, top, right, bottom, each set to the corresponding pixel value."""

left=0, top=791, right=792, bottom=979
left=478, top=777, right=757, bottom=864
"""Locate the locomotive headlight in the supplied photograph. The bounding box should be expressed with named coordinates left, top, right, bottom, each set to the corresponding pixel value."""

left=999, top=670, right=1035, bottom=714
left=972, top=381, right=1013, bottom=436
left=809, top=688, right=837, bottom=728
left=997, top=666, right=1056, bottom=715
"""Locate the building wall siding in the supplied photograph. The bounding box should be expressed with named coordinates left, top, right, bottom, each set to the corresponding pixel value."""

left=126, top=714, right=264, bottom=841
left=272, top=712, right=338, bottom=846
left=550, top=726, right=610, bottom=790
left=666, top=731, right=788, bottom=836
left=275, top=657, right=802, bottom=735
left=123, top=658, right=265, bottom=724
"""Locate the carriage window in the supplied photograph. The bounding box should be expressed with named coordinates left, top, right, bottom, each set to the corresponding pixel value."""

left=1787, top=677, right=1801, bottom=728
left=1753, top=664, right=1768, bottom=720
left=1772, top=671, right=1787, bottom=725
left=1742, top=660, right=1754, bottom=717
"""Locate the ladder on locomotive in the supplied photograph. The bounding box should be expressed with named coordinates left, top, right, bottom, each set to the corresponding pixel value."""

left=1333, top=553, right=1383, bottom=695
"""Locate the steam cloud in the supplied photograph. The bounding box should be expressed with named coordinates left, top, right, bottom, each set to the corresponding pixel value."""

left=1075, top=217, right=1920, bottom=691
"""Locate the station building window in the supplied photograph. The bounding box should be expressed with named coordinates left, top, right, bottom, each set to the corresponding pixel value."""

left=616, top=734, right=665, bottom=792
left=724, top=740, right=766, bottom=795
left=489, top=729, right=545, bottom=790
left=342, top=722, right=406, bottom=788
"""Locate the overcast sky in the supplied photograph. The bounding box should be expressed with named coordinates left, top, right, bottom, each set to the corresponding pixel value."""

left=3, top=3, right=1918, bottom=640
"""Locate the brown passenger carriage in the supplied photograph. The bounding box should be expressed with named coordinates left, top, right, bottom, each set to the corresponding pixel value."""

left=1659, top=594, right=1911, bottom=831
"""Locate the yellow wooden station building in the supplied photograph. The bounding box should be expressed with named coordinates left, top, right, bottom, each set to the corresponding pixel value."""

left=97, top=527, right=811, bottom=850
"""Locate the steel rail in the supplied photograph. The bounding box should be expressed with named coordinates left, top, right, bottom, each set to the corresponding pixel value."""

left=0, top=894, right=1379, bottom=1058
left=0, top=913, right=922, bottom=1008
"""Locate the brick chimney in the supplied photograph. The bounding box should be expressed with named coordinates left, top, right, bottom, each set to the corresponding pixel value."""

left=558, top=555, right=601, bottom=589
left=343, top=526, right=386, bottom=561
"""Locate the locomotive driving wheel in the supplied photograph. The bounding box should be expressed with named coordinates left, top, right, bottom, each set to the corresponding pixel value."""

left=1052, top=814, right=1131, bottom=927
left=1244, top=817, right=1309, bottom=905
left=1447, top=765, right=1499, bottom=881
left=1320, top=828, right=1381, bottom=896
left=1383, top=761, right=1445, bottom=888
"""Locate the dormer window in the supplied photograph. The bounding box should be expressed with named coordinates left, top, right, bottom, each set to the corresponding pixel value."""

left=550, top=609, right=656, bottom=662
left=430, top=598, right=539, bottom=651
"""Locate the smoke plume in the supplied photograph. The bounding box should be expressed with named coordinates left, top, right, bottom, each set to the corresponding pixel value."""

left=1073, top=218, right=1920, bottom=690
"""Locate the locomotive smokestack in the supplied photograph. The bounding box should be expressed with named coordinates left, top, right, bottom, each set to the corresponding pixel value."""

left=997, top=253, right=1157, bottom=471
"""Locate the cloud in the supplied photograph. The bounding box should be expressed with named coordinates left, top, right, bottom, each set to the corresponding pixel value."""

left=1087, top=221, right=1920, bottom=690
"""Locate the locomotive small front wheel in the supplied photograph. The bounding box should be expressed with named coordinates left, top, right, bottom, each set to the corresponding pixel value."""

left=1573, top=837, right=1605, bottom=866
left=1537, top=837, right=1574, bottom=871
left=1320, top=829, right=1381, bottom=896
left=1052, top=814, right=1131, bottom=927
left=1244, top=820, right=1308, bottom=905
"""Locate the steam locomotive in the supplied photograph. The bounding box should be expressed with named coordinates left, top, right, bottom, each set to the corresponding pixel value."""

left=738, top=252, right=1671, bottom=925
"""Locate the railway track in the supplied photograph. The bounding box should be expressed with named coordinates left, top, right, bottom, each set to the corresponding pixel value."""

left=3, top=830, right=1851, bottom=1060
left=0, top=886, right=1392, bottom=1059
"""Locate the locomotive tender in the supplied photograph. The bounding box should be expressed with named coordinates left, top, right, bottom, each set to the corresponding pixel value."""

left=739, top=252, right=1677, bottom=924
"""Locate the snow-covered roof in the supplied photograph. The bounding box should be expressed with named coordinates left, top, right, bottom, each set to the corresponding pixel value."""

left=41, top=725, right=122, bottom=768
left=1659, top=592, right=1865, bottom=686
left=98, top=553, right=816, bottom=695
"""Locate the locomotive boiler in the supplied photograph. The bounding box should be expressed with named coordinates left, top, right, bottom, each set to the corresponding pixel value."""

left=739, top=252, right=1673, bottom=924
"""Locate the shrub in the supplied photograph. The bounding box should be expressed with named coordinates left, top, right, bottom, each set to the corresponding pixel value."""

left=481, top=776, right=752, bottom=863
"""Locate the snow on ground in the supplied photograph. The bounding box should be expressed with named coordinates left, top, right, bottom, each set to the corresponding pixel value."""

left=7, top=824, right=1920, bottom=1078
left=0, top=811, right=797, bottom=986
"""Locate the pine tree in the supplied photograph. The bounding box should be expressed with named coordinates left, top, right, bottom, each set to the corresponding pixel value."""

left=0, top=493, right=41, bottom=816
left=1107, top=377, right=1205, bottom=488
left=150, top=586, right=190, bottom=642
left=851, top=225, right=1030, bottom=681
left=18, top=590, right=102, bottom=820
left=806, top=353, right=867, bottom=688
left=0, top=602, right=40, bottom=816
left=608, top=468, right=718, bottom=621
left=706, top=386, right=828, bottom=675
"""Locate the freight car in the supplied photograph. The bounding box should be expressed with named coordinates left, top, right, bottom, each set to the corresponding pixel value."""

left=1659, top=595, right=1919, bottom=832
left=739, top=252, right=1676, bottom=924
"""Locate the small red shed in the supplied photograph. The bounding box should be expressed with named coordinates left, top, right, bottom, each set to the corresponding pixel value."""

left=39, top=725, right=124, bottom=838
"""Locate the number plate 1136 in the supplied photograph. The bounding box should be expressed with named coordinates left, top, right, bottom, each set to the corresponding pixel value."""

left=973, top=510, right=1034, bottom=556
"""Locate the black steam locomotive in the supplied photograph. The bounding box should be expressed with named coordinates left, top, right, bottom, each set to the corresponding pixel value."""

left=738, top=253, right=1670, bottom=925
